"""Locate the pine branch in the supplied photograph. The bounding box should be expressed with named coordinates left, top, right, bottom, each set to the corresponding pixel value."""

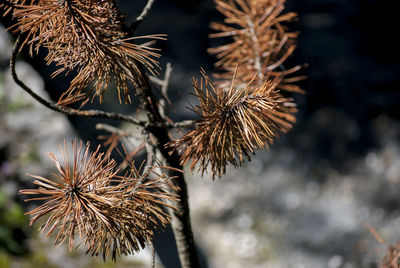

left=19, top=139, right=176, bottom=261
left=133, top=61, right=201, bottom=268
left=12, top=0, right=163, bottom=104
left=208, top=0, right=305, bottom=93
left=247, top=17, right=264, bottom=82
left=168, top=70, right=296, bottom=178
left=10, top=35, right=146, bottom=127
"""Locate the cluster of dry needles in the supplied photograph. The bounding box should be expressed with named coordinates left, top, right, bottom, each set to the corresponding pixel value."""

left=1, top=0, right=307, bottom=267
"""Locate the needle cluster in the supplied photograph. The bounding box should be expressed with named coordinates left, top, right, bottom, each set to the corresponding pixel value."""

left=208, top=0, right=304, bottom=92
left=10, top=0, right=162, bottom=104
left=168, top=71, right=296, bottom=178
left=168, top=0, right=303, bottom=178
left=20, top=140, right=176, bottom=260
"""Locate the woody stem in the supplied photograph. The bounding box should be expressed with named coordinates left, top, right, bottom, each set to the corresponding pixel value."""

left=135, top=64, right=201, bottom=268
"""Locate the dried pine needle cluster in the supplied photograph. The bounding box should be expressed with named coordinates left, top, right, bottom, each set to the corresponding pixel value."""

left=208, top=0, right=304, bottom=92
left=168, top=71, right=296, bottom=178
left=168, top=0, right=302, bottom=178
left=8, top=0, right=162, bottom=104
left=20, top=140, right=176, bottom=260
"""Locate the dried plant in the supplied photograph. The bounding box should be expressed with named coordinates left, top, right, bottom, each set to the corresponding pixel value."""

left=166, top=0, right=304, bottom=178
left=208, top=0, right=305, bottom=92
left=19, top=140, right=176, bottom=260
left=168, top=70, right=296, bottom=178
left=10, top=0, right=163, bottom=104
left=2, top=0, right=305, bottom=266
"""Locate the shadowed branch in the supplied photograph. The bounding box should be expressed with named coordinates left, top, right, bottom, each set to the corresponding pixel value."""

left=10, top=35, right=147, bottom=126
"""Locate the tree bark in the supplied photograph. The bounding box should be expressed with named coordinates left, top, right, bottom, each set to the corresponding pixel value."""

left=136, top=65, right=201, bottom=268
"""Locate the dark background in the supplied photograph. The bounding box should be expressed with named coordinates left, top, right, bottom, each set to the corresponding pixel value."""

left=120, top=0, right=400, bottom=167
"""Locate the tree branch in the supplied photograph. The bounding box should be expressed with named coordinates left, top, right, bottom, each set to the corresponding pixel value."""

left=130, top=0, right=156, bottom=31
left=96, top=123, right=137, bottom=137
left=142, top=128, right=156, bottom=176
left=133, top=59, right=201, bottom=267
left=150, top=241, right=156, bottom=268
left=166, top=120, right=196, bottom=129
left=11, top=35, right=194, bottom=132
left=158, top=62, right=173, bottom=120
left=10, top=35, right=146, bottom=127
left=11, top=26, right=200, bottom=266
left=247, top=17, right=264, bottom=82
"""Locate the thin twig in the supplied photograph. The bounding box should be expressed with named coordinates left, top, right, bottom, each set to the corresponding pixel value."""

left=161, top=63, right=173, bottom=95
left=130, top=0, right=156, bottom=31
left=150, top=241, right=156, bottom=268
left=159, top=62, right=173, bottom=120
left=10, top=35, right=146, bottom=127
left=96, top=123, right=139, bottom=137
left=247, top=17, right=264, bottom=82
left=148, top=76, right=164, bottom=87
left=142, top=128, right=157, bottom=176
left=166, top=120, right=196, bottom=129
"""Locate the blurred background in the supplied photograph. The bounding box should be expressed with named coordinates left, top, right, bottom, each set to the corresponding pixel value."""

left=1, top=0, right=400, bottom=267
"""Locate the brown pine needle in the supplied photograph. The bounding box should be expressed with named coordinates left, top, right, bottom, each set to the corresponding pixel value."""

left=10, top=0, right=164, bottom=105
left=208, top=0, right=305, bottom=93
left=168, top=70, right=296, bottom=178
left=19, top=139, right=177, bottom=261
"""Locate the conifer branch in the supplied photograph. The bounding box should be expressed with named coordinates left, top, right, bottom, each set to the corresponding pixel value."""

left=133, top=62, right=201, bottom=268
left=168, top=70, right=296, bottom=178
left=3, top=0, right=306, bottom=267
left=19, top=139, right=177, bottom=261
left=247, top=17, right=264, bottom=82
left=10, top=35, right=146, bottom=127
left=11, top=0, right=163, bottom=104
left=11, top=35, right=193, bottom=131
left=208, top=0, right=304, bottom=93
